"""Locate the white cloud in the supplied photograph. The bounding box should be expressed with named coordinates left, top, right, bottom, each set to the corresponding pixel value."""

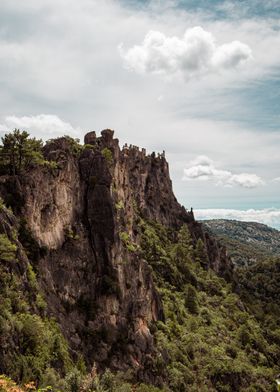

left=211, top=40, right=252, bottom=69
left=194, top=208, right=280, bottom=230
left=183, top=155, right=263, bottom=188
left=0, top=114, right=81, bottom=140
left=188, top=155, right=213, bottom=166
left=119, top=26, right=252, bottom=79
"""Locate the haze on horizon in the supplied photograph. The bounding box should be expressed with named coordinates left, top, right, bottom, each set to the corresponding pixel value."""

left=0, top=0, right=279, bottom=228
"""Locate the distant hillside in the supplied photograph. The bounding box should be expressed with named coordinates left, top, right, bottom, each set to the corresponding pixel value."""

left=201, top=219, right=280, bottom=266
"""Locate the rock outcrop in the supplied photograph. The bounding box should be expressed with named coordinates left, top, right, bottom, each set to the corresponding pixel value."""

left=0, top=130, right=234, bottom=382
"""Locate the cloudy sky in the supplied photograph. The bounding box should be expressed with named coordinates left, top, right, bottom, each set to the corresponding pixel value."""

left=0, top=0, right=280, bottom=228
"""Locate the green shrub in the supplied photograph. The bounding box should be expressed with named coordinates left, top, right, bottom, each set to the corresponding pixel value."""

left=65, top=369, right=82, bottom=392
left=137, top=384, right=163, bottom=392
left=119, top=231, right=137, bottom=252
left=43, top=160, right=59, bottom=170
left=0, top=233, right=17, bottom=262
left=101, top=148, right=113, bottom=164
left=83, top=143, right=96, bottom=150
left=64, top=226, right=80, bottom=241
left=64, top=136, right=82, bottom=155
left=115, top=200, right=124, bottom=210
left=27, top=263, right=38, bottom=290
left=36, top=293, right=47, bottom=312
left=237, top=325, right=252, bottom=347
left=40, top=367, right=68, bottom=391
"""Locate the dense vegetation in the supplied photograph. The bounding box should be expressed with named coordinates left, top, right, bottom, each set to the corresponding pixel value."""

left=1, top=214, right=278, bottom=391
left=0, top=202, right=72, bottom=386
left=202, top=219, right=280, bottom=378
left=139, top=219, right=280, bottom=391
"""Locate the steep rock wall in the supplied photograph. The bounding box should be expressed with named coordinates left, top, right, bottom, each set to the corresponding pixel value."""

left=0, top=130, right=233, bottom=382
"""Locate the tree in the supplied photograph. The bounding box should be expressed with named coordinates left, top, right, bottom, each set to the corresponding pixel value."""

left=194, top=238, right=209, bottom=268
left=185, top=284, right=199, bottom=314
left=170, top=225, right=193, bottom=261
left=0, top=129, right=44, bottom=175
left=178, top=224, right=193, bottom=250
left=168, top=224, right=198, bottom=286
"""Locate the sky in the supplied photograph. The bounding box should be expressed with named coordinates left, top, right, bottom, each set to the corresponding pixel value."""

left=0, top=0, right=280, bottom=228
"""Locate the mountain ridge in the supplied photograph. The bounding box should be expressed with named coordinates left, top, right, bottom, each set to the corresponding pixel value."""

left=201, top=218, right=280, bottom=266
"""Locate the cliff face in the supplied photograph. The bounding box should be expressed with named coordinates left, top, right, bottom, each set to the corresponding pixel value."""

left=0, top=130, right=233, bottom=381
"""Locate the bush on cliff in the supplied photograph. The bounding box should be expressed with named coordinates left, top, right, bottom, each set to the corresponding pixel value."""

left=0, top=233, right=17, bottom=262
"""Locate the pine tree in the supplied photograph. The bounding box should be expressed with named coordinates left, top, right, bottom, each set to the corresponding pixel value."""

left=194, top=238, right=209, bottom=268
left=0, top=129, right=44, bottom=175
left=171, top=224, right=193, bottom=261
left=178, top=224, right=193, bottom=250
left=185, top=284, right=199, bottom=314
left=169, top=224, right=198, bottom=286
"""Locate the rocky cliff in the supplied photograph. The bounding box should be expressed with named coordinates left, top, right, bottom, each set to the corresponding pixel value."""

left=0, top=130, right=234, bottom=383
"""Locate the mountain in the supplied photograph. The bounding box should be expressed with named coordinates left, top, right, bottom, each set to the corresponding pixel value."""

left=201, top=218, right=280, bottom=331
left=201, top=219, right=280, bottom=266
left=0, top=129, right=279, bottom=392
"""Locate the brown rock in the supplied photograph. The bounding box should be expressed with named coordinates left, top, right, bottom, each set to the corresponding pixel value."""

left=84, top=131, right=97, bottom=145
